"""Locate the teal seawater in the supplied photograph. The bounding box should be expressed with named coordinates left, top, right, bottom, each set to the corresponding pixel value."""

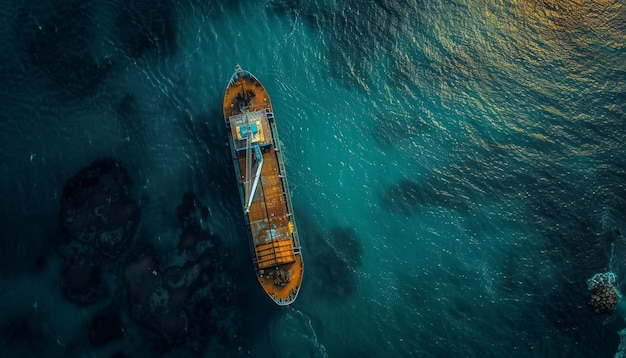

left=1, top=0, right=625, bottom=357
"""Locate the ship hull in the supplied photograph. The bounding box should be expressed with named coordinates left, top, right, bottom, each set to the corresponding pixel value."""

left=222, top=65, right=303, bottom=305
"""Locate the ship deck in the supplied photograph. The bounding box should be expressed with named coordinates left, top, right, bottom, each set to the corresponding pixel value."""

left=223, top=66, right=303, bottom=305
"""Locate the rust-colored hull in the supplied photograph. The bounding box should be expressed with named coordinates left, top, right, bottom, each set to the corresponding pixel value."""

left=223, top=65, right=303, bottom=305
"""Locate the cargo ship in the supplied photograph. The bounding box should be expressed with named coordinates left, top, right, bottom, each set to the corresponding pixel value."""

left=222, top=65, right=303, bottom=305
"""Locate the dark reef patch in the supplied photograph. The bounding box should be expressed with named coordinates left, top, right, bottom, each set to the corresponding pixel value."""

left=508, top=147, right=626, bottom=352
left=15, top=1, right=112, bottom=98
left=60, top=158, right=139, bottom=259
left=388, top=46, right=430, bottom=93
left=54, top=158, right=242, bottom=353
left=312, top=242, right=356, bottom=300
left=177, top=223, right=211, bottom=255
left=89, top=307, right=124, bottom=347
left=330, top=226, right=363, bottom=269
left=174, top=192, right=221, bottom=260
left=379, top=179, right=430, bottom=216
left=379, top=175, right=475, bottom=216
left=124, top=248, right=189, bottom=343
left=118, top=93, right=140, bottom=121
left=0, top=313, right=46, bottom=357
left=523, top=167, right=612, bottom=270
left=269, top=0, right=421, bottom=91
left=118, top=192, right=239, bottom=352
left=179, top=111, right=242, bottom=208
left=60, top=252, right=107, bottom=305
left=306, top=225, right=363, bottom=301
left=268, top=0, right=305, bottom=16
left=123, top=243, right=239, bottom=351
left=370, top=108, right=428, bottom=149
left=176, top=192, right=210, bottom=229
left=114, top=0, right=177, bottom=58
left=378, top=137, right=537, bottom=216
left=58, top=158, right=140, bottom=305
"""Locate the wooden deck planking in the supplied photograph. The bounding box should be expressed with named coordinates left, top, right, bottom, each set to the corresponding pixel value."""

left=236, top=145, right=294, bottom=249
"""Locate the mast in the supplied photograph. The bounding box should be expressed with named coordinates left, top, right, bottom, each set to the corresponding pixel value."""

left=243, top=113, right=253, bottom=209
left=238, top=66, right=263, bottom=213
left=245, top=144, right=263, bottom=212
left=242, top=117, right=264, bottom=213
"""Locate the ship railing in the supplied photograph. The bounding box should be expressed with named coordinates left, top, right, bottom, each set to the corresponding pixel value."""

left=235, top=103, right=270, bottom=114
left=266, top=109, right=302, bottom=251
left=249, top=103, right=271, bottom=112
left=225, top=103, right=270, bottom=122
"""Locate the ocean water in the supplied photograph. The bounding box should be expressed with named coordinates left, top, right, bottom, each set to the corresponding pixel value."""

left=1, top=0, right=625, bottom=356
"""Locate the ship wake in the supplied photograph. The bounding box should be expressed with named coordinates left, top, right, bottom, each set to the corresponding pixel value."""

left=269, top=308, right=327, bottom=358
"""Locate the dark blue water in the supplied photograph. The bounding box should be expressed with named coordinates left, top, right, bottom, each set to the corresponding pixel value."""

left=1, top=0, right=626, bottom=357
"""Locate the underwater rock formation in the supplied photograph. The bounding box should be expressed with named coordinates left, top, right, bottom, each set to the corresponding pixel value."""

left=60, top=158, right=139, bottom=258
left=308, top=226, right=363, bottom=301
left=56, top=162, right=240, bottom=351
left=16, top=1, right=112, bottom=98
left=122, top=192, right=237, bottom=349
left=380, top=176, right=474, bottom=216
left=60, top=252, right=107, bottom=305
left=330, top=226, right=363, bottom=269
left=89, top=307, right=124, bottom=347
left=588, top=272, right=619, bottom=314
left=58, top=158, right=139, bottom=304
left=124, top=247, right=215, bottom=342
left=176, top=192, right=210, bottom=227
left=379, top=179, right=429, bottom=215
left=176, top=192, right=213, bottom=255
left=114, top=0, right=177, bottom=58
left=0, top=312, right=49, bottom=357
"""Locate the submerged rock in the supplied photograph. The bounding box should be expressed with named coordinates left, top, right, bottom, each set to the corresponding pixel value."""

left=89, top=307, right=124, bottom=347
left=60, top=158, right=139, bottom=258
left=308, top=225, right=363, bottom=301
left=176, top=192, right=209, bottom=227
left=60, top=252, right=106, bottom=305
left=0, top=312, right=48, bottom=357
left=124, top=247, right=216, bottom=342
left=16, top=1, right=112, bottom=98
left=588, top=272, right=619, bottom=314
left=114, top=0, right=177, bottom=58
left=57, top=164, right=241, bottom=351
left=175, top=192, right=213, bottom=255
left=58, top=158, right=139, bottom=305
